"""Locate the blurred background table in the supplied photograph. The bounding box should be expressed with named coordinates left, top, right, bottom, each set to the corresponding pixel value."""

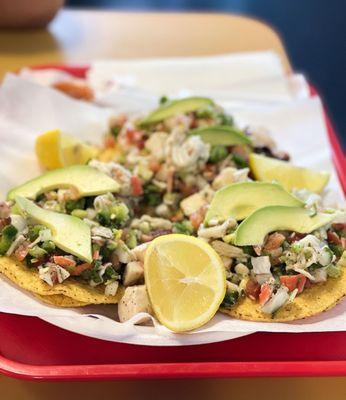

left=0, top=8, right=345, bottom=400
left=0, top=9, right=291, bottom=74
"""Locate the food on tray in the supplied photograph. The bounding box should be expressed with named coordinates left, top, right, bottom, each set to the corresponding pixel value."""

left=0, top=95, right=344, bottom=331
left=249, top=153, right=330, bottom=193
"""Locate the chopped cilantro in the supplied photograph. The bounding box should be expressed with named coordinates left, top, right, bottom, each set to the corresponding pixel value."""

left=65, top=198, right=86, bottom=213
left=209, top=145, right=228, bottom=164
left=172, top=220, right=194, bottom=235
left=0, top=225, right=18, bottom=255
left=221, top=290, right=239, bottom=308
left=232, top=154, right=248, bottom=169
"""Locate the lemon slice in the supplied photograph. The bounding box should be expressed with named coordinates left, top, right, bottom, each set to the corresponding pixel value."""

left=59, top=133, right=99, bottom=167
left=249, top=153, right=330, bottom=193
left=35, top=129, right=62, bottom=170
left=144, top=234, right=226, bottom=332
left=35, top=129, right=99, bottom=170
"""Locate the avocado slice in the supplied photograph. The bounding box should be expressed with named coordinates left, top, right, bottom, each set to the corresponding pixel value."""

left=249, top=153, right=330, bottom=193
left=8, top=165, right=119, bottom=201
left=231, top=205, right=334, bottom=246
left=205, top=182, right=304, bottom=223
left=140, top=97, right=214, bottom=125
left=188, top=125, right=251, bottom=146
left=16, top=196, right=92, bottom=263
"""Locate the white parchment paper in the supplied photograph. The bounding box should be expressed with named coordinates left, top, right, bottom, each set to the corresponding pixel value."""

left=0, top=52, right=344, bottom=345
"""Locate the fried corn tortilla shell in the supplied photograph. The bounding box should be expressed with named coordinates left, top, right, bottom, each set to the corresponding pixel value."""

left=0, top=256, right=122, bottom=305
left=221, top=252, right=346, bottom=322
left=34, top=293, right=89, bottom=307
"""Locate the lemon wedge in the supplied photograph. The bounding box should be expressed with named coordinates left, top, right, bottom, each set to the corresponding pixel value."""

left=144, top=234, right=226, bottom=332
left=59, top=133, right=99, bottom=167
left=35, top=129, right=62, bottom=170
left=35, top=129, right=99, bottom=170
left=249, top=153, right=330, bottom=193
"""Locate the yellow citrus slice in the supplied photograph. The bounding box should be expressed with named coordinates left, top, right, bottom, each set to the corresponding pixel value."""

left=144, top=234, right=226, bottom=332
left=35, top=129, right=99, bottom=170
left=59, top=133, right=99, bottom=167
left=249, top=153, right=330, bottom=193
left=35, top=129, right=62, bottom=170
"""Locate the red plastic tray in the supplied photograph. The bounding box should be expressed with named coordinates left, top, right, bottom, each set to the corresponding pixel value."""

left=0, top=65, right=345, bottom=381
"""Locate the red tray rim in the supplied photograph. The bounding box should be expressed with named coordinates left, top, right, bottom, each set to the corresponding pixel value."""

left=0, top=63, right=345, bottom=381
left=1, top=356, right=346, bottom=381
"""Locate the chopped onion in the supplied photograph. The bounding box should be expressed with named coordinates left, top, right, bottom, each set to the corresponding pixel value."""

left=288, top=288, right=299, bottom=303
left=261, top=287, right=289, bottom=314
left=251, top=256, right=271, bottom=274
left=39, top=228, right=52, bottom=242
left=255, top=273, right=273, bottom=285
left=105, top=281, right=119, bottom=296
left=116, top=243, right=133, bottom=263
left=6, top=234, right=25, bottom=256
left=312, top=268, right=327, bottom=283
left=38, top=264, right=70, bottom=286
left=317, top=246, right=334, bottom=266
left=91, top=226, right=113, bottom=239
left=198, top=218, right=236, bottom=239
left=10, top=214, right=27, bottom=233
left=293, top=267, right=316, bottom=281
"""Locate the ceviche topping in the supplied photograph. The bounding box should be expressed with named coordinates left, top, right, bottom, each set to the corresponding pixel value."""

left=1, top=96, right=344, bottom=326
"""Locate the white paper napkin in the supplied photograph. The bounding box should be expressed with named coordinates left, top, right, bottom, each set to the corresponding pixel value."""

left=0, top=74, right=114, bottom=145
left=87, top=51, right=286, bottom=94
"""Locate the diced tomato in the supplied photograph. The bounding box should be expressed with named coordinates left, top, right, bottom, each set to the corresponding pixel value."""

left=304, top=279, right=313, bottom=289
left=171, top=210, right=184, bottom=222
left=341, top=237, right=346, bottom=249
left=332, top=223, right=346, bottom=235
left=53, top=256, right=76, bottom=268
left=14, top=244, right=29, bottom=261
left=0, top=201, right=11, bottom=219
left=231, top=145, right=250, bottom=160
left=189, top=115, right=198, bottom=129
left=296, top=275, right=307, bottom=293
left=259, top=283, right=273, bottom=306
left=245, top=279, right=261, bottom=300
left=93, top=249, right=100, bottom=260
left=0, top=217, right=10, bottom=230
left=287, top=232, right=306, bottom=244
left=125, top=129, right=145, bottom=149
left=70, top=263, right=92, bottom=276
left=280, top=274, right=307, bottom=294
left=253, top=245, right=262, bottom=256
left=178, top=182, right=197, bottom=197
left=104, top=135, right=116, bottom=148
left=263, top=232, right=286, bottom=251
left=327, top=230, right=341, bottom=245
left=189, top=205, right=208, bottom=230
left=131, top=175, right=143, bottom=196
left=166, top=167, right=175, bottom=194
left=203, top=164, right=217, bottom=180
left=149, top=159, right=161, bottom=173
